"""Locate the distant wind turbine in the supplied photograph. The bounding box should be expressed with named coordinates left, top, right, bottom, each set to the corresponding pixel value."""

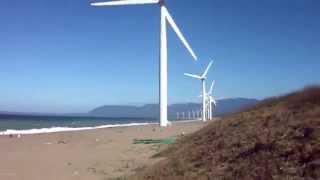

left=207, top=80, right=217, bottom=120
left=90, top=0, right=198, bottom=127
left=199, top=80, right=217, bottom=120
left=184, top=61, right=213, bottom=122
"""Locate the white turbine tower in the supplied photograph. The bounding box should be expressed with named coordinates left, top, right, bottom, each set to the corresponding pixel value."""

left=184, top=61, right=213, bottom=122
left=182, top=112, right=185, bottom=120
left=90, top=0, right=197, bottom=127
left=207, top=80, right=217, bottom=120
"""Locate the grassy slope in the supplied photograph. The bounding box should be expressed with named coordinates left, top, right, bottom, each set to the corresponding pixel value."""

left=132, top=87, right=320, bottom=180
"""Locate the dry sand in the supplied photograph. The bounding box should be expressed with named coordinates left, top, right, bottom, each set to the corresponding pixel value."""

left=0, top=121, right=205, bottom=180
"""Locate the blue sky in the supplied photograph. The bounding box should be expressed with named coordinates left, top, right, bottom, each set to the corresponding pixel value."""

left=0, top=0, right=319, bottom=113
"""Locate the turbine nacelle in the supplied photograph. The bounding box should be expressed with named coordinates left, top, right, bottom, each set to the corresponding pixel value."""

left=159, top=0, right=165, bottom=5
left=184, top=60, right=213, bottom=81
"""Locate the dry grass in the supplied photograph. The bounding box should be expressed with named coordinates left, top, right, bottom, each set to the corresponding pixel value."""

left=131, top=86, right=320, bottom=180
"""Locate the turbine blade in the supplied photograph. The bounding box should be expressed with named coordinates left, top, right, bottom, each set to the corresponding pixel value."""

left=163, top=6, right=197, bottom=61
left=202, top=60, right=213, bottom=78
left=209, top=80, right=215, bottom=94
left=184, top=73, right=202, bottom=79
left=91, top=0, right=159, bottom=6
left=212, top=96, right=217, bottom=106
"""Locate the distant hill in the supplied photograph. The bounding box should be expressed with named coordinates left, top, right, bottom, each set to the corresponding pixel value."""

left=89, top=98, right=259, bottom=119
left=0, top=98, right=258, bottom=119
left=131, top=86, right=320, bottom=180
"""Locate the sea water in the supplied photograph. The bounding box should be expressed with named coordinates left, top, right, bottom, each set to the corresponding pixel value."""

left=0, top=114, right=157, bottom=135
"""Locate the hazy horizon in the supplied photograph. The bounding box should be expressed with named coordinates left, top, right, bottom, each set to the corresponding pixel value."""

left=0, top=96, right=260, bottom=114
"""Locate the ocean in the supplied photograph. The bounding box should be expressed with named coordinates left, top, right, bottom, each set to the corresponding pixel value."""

left=0, top=114, right=157, bottom=135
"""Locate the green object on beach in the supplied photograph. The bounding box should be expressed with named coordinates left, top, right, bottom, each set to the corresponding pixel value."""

left=133, top=137, right=176, bottom=145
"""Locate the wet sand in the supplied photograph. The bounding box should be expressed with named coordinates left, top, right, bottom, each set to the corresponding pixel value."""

left=0, top=121, right=205, bottom=180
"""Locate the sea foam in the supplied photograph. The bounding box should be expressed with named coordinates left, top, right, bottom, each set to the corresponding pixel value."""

left=0, top=122, right=156, bottom=135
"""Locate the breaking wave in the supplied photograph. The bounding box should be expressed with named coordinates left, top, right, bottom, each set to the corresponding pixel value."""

left=0, top=122, right=156, bottom=135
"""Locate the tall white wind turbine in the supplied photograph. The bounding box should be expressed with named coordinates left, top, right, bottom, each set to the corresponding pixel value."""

left=207, top=80, right=217, bottom=120
left=184, top=61, right=213, bottom=122
left=90, top=0, right=198, bottom=127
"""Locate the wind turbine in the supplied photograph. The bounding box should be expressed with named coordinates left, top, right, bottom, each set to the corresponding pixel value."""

left=182, top=112, right=185, bottom=120
left=192, top=110, right=196, bottom=119
left=207, top=80, right=217, bottom=120
left=90, top=0, right=198, bottom=127
left=184, top=61, right=213, bottom=122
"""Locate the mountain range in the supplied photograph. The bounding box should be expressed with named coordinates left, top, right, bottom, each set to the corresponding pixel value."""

left=89, top=98, right=259, bottom=119
left=0, top=98, right=258, bottom=119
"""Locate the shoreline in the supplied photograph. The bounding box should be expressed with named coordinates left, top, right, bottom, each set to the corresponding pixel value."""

left=0, top=119, right=202, bottom=136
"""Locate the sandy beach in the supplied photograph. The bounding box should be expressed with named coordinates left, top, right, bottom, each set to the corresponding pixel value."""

left=0, top=121, right=205, bottom=180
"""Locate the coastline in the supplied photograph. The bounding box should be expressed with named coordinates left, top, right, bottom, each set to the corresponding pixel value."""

left=0, top=119, right=202, bottom=136
left=0, top=120, right=205, bottom=180
left=0, top=122, right=156, bottom=136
